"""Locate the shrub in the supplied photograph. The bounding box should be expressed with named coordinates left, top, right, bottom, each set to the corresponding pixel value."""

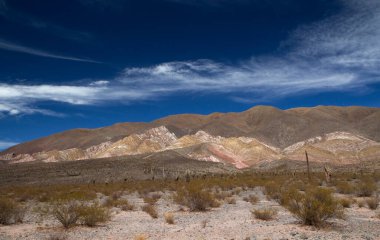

left=0, top=197, right=24, bottom=225
left=243, top=194, right=259, bottom=205
left=52, top=201, right=81, bottom=229
left=214, top=190, right=232, bottom=201
left=226, top=197, right=236, bottom=204
left=357, top=200, right=365, bottom=208
left=78, top=203, right=110, bottom=227
left=143, top=193, right=161, bottom=205
left=356, top=178, right=377, bottom=197
left=142, top=204, right=158, bottom=218
left=164, top=212, right=174, bottom=224
left=264, top=181, right=282, bottom=201
left=335, top=181, right=355, bottom=194
left=366, top=197, right=379, bottom=210
left=252, top=208, right=277, bottom=221
left=118, top=199, right=135, bottom=211
left=173, top=184, right=219, bottom=211
left=285, top=187, right=343, bottom=227
left=339, top=198, right=352, bottom=208
left=134, top=234, right=148, bottom=240
left=105, top=198, right=134, bottom=211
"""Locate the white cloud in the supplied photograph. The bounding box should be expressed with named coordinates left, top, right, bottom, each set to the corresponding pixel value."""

left=0, top=39, right=100, bottom=63
left=89, top=80, right=109, bottom=86
left=1, top=0, right=380, bottom=116
left=0, top=140, right=18, bottom=150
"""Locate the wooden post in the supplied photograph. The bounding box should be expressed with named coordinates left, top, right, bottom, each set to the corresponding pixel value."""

left=305, top=150, right=311, bottom=182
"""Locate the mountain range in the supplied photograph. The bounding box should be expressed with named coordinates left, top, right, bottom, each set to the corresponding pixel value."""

left=2, top=106, right=380, bottom=168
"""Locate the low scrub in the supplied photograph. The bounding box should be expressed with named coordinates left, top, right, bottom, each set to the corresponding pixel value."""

left=226, top=197, right=236, bottom=204
left=164, top=212, right=174, bottom=224
left=77, top=203, right=110, bottom=227
left=264, top=181, right=282, bottom=202
left=52, top=201, right=111, bottom=228
left=252, top=208, right=277, bottom=221
left=285, top=187, right=343, bottom=227
left=357, top=200, right=365, bottom=208
left=142, top=204, right=158, bottom=218
left=52, top=201, right=81, bottom=229
left=335, top=181, right=355, bottom=195
left=243, top=194, right=259, bottom=205
left=0, top=197, right=24, bottom=225
left=173, top=183, right=219, bottom=211
left=104, top=198, right=134, bottom=211
left=366, top=197, right=379, bottom=210
left=356, top=178, right=377, bottom=197
left=339, top=198, right=352, bottom=208
left=143, top=193, right=161, bottom=205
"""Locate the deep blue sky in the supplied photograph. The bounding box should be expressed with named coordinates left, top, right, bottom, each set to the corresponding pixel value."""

left=1, top=0, right=380, bottom=149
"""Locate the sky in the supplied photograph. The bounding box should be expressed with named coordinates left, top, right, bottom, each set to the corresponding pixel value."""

left=1, top=0, right=380, bottom=150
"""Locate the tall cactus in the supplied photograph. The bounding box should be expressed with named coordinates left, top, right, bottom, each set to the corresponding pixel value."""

left=305, top=150, right=311, bottom=182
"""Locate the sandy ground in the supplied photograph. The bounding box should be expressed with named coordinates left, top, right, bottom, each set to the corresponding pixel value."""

left=1, top=188, right=380, bottom=240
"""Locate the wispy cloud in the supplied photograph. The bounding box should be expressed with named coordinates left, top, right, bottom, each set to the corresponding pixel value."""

left=0, top=140, right=18, bottom=150
left=0, top=39, right=100, bottom=63
left=1, top=0, right=380, bottom=116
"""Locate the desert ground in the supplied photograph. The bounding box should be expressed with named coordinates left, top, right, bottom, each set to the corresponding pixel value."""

left=1, top=172, right=380, bottom=240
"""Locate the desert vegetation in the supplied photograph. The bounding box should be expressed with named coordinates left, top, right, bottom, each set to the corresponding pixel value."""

left=0, top=170, right=379, bottom=239
left=252, top=208, right=278, bottom=220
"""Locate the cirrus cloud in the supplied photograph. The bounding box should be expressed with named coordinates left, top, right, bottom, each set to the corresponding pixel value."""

left=1, top=0, right=380, bottom=116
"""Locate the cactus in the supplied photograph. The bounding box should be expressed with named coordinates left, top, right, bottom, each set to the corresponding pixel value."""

left=305, top=150, right=311, bottom=181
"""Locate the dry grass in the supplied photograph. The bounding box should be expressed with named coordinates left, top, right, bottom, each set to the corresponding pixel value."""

left=356, top=178, right=377, bottom=197
left=134, top=234, right=148, bottom=240
left=357, top=200, right=366, bottom=208
left=173, top=183, right=219, bottom=211
left=366, top=197, right=379, bottom=210
left=77, top=203, right=110, bottom=227
left=243, top=194, right=259, bottom=205
left=252, top=208, right=278, bottom=221
left=105, top=198, right=134, bottom=211
left=226, top=197, right=236, bottom=204
left=164, top=212, right=175, bottom=224
left=143, top=193, right=161, bottom=205
left=339, top=197, right=353, bottom=208
left=142, top=204, right=158, bottom=218
left=335, top=181, right=355, bottom=195
left=0, top=197, right=24, bottom=225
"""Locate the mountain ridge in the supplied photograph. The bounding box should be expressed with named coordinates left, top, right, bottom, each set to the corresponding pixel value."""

left=2, top=105, right=380, bottom=168
left=3, top=105, right=380, bottom=155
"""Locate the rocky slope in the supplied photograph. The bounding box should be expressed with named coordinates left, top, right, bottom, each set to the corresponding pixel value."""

left=2, top=124, right=380, bottom=168
left=3, top=106, right=380, bottom=156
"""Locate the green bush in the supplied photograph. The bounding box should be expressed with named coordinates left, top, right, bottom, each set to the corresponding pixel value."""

left=0, top=197, right=24, bottom=225
left=285, top=187, right=343, bottom=227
